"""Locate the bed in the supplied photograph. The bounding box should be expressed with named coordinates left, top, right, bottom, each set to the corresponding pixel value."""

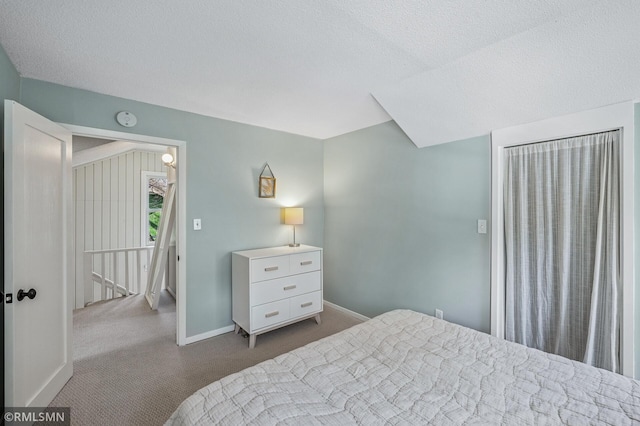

left=167, top=309, right=640, bottom=425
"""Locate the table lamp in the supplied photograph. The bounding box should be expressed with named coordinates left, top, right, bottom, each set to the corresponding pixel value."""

left=284, top=207, right=303, bottom=247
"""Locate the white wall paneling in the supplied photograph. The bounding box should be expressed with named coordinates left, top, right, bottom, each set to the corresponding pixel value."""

left=73, top=148, right=167, bottom=308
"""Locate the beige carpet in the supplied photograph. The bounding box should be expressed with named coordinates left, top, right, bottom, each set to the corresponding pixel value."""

left=49, top=291, right=363, bottom=425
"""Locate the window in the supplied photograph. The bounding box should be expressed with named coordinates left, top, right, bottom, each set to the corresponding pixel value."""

left=142, top=172, right=167, bottom=246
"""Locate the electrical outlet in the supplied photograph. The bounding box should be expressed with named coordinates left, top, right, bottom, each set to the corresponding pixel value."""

left=435, top=309, right=443, bottom=320
left=193, top=218, right=202, bottom=230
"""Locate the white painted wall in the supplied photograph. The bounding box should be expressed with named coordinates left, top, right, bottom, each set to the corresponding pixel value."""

left=73, top=148, right=167, bottom=306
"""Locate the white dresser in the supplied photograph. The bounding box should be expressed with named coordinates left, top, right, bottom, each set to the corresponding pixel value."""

left=232, top=245, right=323, bottom=348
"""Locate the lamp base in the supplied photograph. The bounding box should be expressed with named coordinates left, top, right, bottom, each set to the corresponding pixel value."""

left=288, top=243, right=301, bottom=247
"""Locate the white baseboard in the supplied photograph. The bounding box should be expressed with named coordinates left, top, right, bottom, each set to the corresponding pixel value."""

left=166, top=287, right=176, bottom=299
left=185, top=303, right=367, bottom=345
left=185, top=324, right=235, bottom=345
left=323, top=300, right=370, bottom=322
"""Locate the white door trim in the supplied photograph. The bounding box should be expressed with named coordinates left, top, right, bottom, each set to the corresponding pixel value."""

left=61, top=124, right=188, bottom=346
left=490, top=102, right=635, bottom=377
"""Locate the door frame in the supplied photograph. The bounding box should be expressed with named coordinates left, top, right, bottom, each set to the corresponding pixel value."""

left=62, top=124, right=188, bottom=346
left=490, top=101, right=635, bottom=377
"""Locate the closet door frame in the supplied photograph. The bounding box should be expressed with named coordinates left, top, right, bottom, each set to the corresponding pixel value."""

left=490, top=102, right=635, bottom=377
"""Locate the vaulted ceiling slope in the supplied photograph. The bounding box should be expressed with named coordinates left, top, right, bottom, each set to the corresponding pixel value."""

left=0, top=1, right=601, bottom=141
left=374, top=0, right=640, bottom=147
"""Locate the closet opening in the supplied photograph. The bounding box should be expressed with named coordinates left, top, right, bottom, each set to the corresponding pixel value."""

left=490, top=102, right=635, bottom=377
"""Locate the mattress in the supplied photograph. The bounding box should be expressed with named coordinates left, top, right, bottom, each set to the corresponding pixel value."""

left=167, top=309, right=640, bottom=425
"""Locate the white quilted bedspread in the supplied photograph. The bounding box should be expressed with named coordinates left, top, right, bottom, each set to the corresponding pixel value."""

left=167, top=310, right=640, bottom=425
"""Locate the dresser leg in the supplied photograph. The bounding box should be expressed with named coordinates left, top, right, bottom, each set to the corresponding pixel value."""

left=249, top=334, right=256, bottom=349
left=314, top=314, right=321, bottom=325
left=234, top=323, right=240, bottom=334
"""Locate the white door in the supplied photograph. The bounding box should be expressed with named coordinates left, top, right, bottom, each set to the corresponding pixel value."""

left=4, top=100, right=73, bottom=407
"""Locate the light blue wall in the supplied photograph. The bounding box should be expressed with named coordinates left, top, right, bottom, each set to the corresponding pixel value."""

left=3, top=40, right=637, bottom=363
left=323, top=121, right=492, bottom=332
left=0, top=44, right=20, bottom=124
left=18, top=78, right=324, bottom=337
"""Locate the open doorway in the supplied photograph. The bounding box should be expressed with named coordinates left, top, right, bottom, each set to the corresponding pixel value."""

left=73, top=137, right=171, bottom=306
left=64, top=124, right=187, bottom=346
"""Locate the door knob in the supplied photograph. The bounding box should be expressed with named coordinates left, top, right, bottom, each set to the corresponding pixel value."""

left=17, top=288, right=36, bottom=301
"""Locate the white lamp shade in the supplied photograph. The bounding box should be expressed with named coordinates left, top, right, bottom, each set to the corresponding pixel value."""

left=284, top=207, right=304, bottom=225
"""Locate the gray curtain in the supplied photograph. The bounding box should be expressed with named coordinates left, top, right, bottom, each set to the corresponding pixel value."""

left=504, top=129, right=620, bottom=372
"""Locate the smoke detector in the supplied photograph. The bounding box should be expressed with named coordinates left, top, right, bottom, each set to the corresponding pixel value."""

left=116, top=111, right=137, bottom=127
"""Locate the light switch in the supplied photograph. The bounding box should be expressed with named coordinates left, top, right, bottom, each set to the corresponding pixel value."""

left=193, top=218, right=202, bottom=230
left=477, top=219, right=487, bottom=234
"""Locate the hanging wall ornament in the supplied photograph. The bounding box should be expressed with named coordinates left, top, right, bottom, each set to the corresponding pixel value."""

left=258, top=163, right=276, bottom=198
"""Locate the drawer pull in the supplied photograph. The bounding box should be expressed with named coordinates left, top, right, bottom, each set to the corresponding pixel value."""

left=300, top=260, right=313, bottom=266
left=264, top=266, right=279, bottom=272
left=283, top=285, right=297, bottom=291
left=300, top=302, right=313, bottom=308
left=265, top=311, right=280, bottom=318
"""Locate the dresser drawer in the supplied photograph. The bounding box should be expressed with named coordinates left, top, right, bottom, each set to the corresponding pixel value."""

left=251, top=271, right=321, bottom=306
left=290, top=291, right=322, bottom=319
left=251, top=256, right=290, bottom=282
left=290, top=251, right=321, bottom=275
left=251, top=299, right=290, bottom=331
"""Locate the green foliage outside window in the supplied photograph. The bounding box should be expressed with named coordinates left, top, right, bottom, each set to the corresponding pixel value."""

left=149, top=211, right=162, bottom=241
left=149, top=193, right=164, bottom=209
left=147, top=178, right=167, bottom=244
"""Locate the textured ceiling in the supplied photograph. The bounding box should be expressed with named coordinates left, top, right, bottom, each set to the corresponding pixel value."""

left=373, top=0, right=640, bottom=147
left=0, top=0, right=599, bottom=140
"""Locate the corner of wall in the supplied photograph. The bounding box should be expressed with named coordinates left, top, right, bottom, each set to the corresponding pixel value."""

left=18, top=74, right=23, bottom=103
